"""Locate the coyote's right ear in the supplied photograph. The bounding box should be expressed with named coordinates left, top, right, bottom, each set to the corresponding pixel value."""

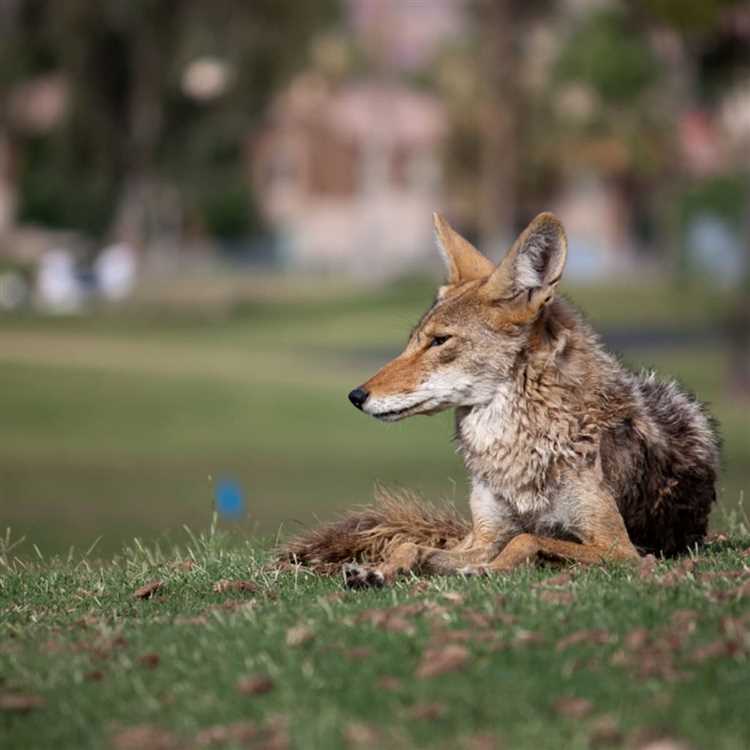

left=481, top=212, right=567, bottom=313
left=433, top=212, right=495, bottom=285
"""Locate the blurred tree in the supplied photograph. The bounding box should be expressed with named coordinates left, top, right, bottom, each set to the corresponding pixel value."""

left=550, top=7, right=670, bottom=260
left=638, top=0, right=750, bottom=395
left=1, top=0, right=338, bottom=250
left=474, top=0, right=555, bottom=249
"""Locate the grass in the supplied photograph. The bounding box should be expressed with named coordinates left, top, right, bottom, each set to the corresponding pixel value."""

left=0, top=276, right=747, bottom=558
left=1, top=275, right=749, bottom=748
left=2, top=527, right=750, bottom=749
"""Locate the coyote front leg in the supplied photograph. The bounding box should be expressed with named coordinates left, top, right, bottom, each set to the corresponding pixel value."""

left=470, top=485, right=640, bottom=573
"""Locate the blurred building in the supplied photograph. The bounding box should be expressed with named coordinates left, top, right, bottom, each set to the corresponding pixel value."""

left=252, top=74, right=446, bottom=277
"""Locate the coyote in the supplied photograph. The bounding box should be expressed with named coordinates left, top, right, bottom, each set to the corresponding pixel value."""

left=283, top=213, right=720, bottom=586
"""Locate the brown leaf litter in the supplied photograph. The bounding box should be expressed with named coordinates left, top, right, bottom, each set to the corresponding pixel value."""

left=133, top=581, right=164, bottom=600
left=138, top=653, right=160, bottom=669
left=195, top=716, right=289, bottom=748
left=112, top=724, right=178, bottom=750
left=552, top=695, right=594, bottom=719
left=408, top=702, right=447, bottom=720
left=538, top=589, right=576, bottom=605
left=212, top=579, right=259, bottom=594
left=556, top=628, right=612, bottom=652
left=376, top=676, right=402, bottom=691
left=415, top=644, right=470, bottom=678
left=236, top=674, right=275, bottom=695
left=285, top=625, right=315, bottom=647
left=0, top=693, right=45, bottom=713
left=343, top=721, right=381, bottom=747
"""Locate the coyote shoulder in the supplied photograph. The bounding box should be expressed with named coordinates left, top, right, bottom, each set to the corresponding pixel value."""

left=283, top=213, right=720, bottom=586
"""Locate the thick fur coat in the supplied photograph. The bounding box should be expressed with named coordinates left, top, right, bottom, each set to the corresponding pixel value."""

left=281, top=213, right=720, bottom=579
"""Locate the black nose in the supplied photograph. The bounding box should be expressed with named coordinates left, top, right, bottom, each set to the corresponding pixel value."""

left=348, top=387, right=369, bottom=410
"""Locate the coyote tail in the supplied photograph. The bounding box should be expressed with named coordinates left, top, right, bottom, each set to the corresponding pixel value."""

left=278, top=488, right=470, bottom=574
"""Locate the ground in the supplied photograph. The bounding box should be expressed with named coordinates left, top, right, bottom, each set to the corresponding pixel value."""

left=0, top=276, right=747, bottom=557
left=0, top=275, right=748, bottom=748
left=2, top=530, right=750, bottom=749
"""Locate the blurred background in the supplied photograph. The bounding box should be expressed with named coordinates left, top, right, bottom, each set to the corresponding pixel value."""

left=0, top=0, right=748, bottom=558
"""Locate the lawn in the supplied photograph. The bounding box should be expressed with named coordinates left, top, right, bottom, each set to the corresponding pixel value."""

left=1, top=275, right=749, bottom=748
left=0, top=276, right=746, bottom=558
left=1, top=529, right=750, bottom=749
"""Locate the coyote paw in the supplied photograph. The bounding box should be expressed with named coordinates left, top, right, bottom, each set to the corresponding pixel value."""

left=343, top=563, right=385, bottom=590
left=457, top=565, right=488, bottom=577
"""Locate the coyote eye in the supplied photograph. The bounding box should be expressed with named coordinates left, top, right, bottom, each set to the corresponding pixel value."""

left=429, top=335, right=452, bottom=348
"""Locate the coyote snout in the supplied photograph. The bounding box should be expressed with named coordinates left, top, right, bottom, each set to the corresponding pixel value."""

left=347, top=387, right=369, bottom=410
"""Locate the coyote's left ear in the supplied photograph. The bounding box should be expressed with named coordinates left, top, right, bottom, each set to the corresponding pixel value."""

left=481, top=212, right=567, bottom=312
left=433, top=212, right=495, bottom=285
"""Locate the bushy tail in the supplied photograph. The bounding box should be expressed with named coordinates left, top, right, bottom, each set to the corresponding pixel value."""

left=277, top=488, right=469, bottom=574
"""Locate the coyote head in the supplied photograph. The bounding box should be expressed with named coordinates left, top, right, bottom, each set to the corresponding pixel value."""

left=348, top=212, right=568, bottom=421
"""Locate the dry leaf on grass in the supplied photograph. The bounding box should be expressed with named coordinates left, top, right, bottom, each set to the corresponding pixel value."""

left=428, top=628, right=473, bottom=647
left=696, top=570, right=746, bottom=583
left=286, top=625, right=315, bottom=647
left=689, top=640, right=741, bottom=663
left=623, top=627, right=650, bottom=651
left=138, top=653, right=160, bottom=669
left=133, top=581, right=163, bottom=600
left=638, top=555, right=658, bottom=580
left=195, top=721, right=260, bottom=746
left=212, top=579, right=259, bottom=594
left=462, top=610, right=493, bottom=629
left=112, top=724, right=178, bottom=750
left=513, top=630, right=546, bottom=647
left=343, top=722, right=381, bottom=746
left=628, top=728, right=694, bottom=750
left=343, top=647, right=372, bottom=661
left=173, top=615, right=208, bottom=626
left=658, top=559, right=697, bottom=587
left=441, top=591, right=466, bottom=605
left=376, top=676, right=402, bottom=691
left=589, top=715, right=622, bottom=747
left=539, top=589, right=575, bottom=605
left=542, top=571, right=574, bottom=587
left=236, top=674, right=275, bottom=695
left=460, top=732, right=503, bottom=750
left=408, top=702, right=446, bottom=720
left=552, top=696, right=593, bottom=719
left=556, top=628, right=611, bottom=651
left=415, top=644, right=470, bottom=678
left=85, top=670, right=105, bottom=682
left=0, top=693, right=45, bottom=713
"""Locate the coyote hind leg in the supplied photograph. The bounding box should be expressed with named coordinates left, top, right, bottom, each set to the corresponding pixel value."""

left=344, top=540, right=504, bottom=589
left=462, top=533, right=640, bottom=574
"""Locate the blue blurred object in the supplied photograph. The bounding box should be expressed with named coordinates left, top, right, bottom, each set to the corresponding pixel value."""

left=215, top=478, right=245, bottom=519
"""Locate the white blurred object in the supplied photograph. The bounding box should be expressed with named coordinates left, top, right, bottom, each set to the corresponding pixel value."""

left=182, top=57, right=232, bottom=102
left=37, top=248, right=82, bottom=313
left=94, top=242, right=137, bottom=301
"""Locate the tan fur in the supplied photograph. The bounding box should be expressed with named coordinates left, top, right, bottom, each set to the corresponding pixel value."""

left=280, top=213, right=719, bottom=585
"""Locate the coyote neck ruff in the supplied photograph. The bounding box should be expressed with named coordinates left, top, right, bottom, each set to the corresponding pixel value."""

left=284, top=211, right=720, bottom=584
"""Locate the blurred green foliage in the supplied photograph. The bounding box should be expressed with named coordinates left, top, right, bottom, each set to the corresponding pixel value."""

left=556, top=10, right=658, bottom=104
left=1, top=0, right=339, bottom=240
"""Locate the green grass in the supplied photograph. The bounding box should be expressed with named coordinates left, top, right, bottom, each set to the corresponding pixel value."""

left=1, top=277, right=749, bottom=748
left=2, top=530, right=750, bottom=749
left=0, top=277, right=747, bottom=557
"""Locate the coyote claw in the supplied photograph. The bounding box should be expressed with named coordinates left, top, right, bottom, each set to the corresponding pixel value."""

left=343, top=563, right=386, bottom=589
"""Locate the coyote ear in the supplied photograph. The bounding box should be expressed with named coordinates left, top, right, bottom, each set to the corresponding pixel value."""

left=433, top=212, right=495, bottom=285
left=481, top=212, right=567, bottom=311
